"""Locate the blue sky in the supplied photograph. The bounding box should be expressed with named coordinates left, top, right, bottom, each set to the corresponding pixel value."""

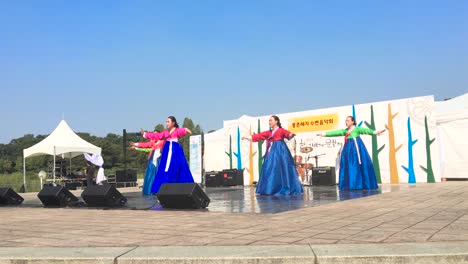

left=1, top=1, right=466, bottom=143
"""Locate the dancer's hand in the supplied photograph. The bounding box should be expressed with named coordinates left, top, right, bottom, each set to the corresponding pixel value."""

left=140, top=128, right=145, bottom=135
left=185, top=128, right=192, bottom=134
left=241, top=136, right=250, bottom=141
left=377, top=129, right=386, bottom=136
left=289, top=133, right=296, bottom=139
left=316, top=133, right=324, bottom=137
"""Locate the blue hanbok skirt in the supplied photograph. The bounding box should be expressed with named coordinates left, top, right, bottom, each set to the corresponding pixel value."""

left=151, top=141, right=194, bottom=194
left=142, top=151, right=160, bottom=195
left=339, top=137, right=378, bottom=190
left=256, top=140, right=303, bottom=195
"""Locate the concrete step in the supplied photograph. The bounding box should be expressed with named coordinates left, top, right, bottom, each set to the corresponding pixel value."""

left=1, top=242, right=468, bottom=264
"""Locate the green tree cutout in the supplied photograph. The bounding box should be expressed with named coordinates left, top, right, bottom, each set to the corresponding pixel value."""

left=420, top=116, right=436, bottom=183
left=364, top=105, right=385, bottom=183
left=225, top=135, right=233, bottom=169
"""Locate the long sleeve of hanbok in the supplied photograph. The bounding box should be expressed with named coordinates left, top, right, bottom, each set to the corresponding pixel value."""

left=356, top=127, right=377, bottom=135
left=135, top=148, right=152, bottom=153
left=325, top=129, right=348, bottom=137
left=251, top=131, right=271, bottom=142
left=143, top=131, right=168, bottom=141
left=135, top=140, right=156, bottom=148
left=173, top=128, right=188, bottom=138
left=279, top=128, right=293, bottom=140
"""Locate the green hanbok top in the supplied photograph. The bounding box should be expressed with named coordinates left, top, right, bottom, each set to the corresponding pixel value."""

left=135, top=147, right=151, bottom=153
left=324, top=126, right=377, bottom=139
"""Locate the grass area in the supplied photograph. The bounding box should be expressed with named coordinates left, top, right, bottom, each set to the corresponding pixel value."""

left=0, top=172, right=42, bottom=193
left=0, top=169, right=145, bottom=193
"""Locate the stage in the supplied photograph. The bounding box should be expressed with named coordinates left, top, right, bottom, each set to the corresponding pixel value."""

left=12, top=185, right=408, bottom=213
left=0, top=182, right=467, bottom=250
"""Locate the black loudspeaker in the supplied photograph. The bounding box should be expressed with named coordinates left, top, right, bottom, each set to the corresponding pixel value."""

left=0, top=188, right=24, bottom=205
left=37, top=185, right=79, bottom=207
left=236, top=169, right=244, bottom=185
left=205, top=171, right=222, bottom=187
left=81, top=184, right=127, bottom=207
left=222, top=169, right=244, bottom=186
left=157, top=183, right=210, bottom=209
left=115, top=169, right=137, bottom=182
left=311, top=174, right=320, bottom=185
left=115, top=170, right=126, bottom=182
left=126, top=169, right=137, bottom=182
left=65, top=182, right=81, bottom=190
left=312, top=167, right=336, bottom=186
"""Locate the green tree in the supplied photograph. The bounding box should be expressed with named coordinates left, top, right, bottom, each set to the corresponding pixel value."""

left=154, top=124, right=165, bottom=132
left=1, top=159, right=14, bottom=174
left=0, top=117, right=205, bottom=179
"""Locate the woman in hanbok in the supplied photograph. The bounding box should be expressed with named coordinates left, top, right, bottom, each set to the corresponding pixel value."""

left=142, top=116, right=194, bottom=193
left=318, top=116, right=385, bottom=190
left=130, top=139, right=164, bottom=195
left=242, top=115, right=303, bottom=195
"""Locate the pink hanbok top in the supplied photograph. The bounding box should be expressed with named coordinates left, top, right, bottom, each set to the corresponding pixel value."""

left=143, top=128, right=187, bottom=142
left=252, top=128, right=293, bottom=154
left=251, top=128, right=292, bottom=142
left=135, top=140, right=164, bottom=150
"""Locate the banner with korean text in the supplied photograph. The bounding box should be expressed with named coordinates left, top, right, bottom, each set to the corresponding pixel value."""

left=288, top=113, right=339, bottom=133
left=189, top=135, right=202, bottom=183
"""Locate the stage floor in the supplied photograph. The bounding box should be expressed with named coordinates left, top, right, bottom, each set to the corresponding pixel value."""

left=16, top=185, right=409, bottom=214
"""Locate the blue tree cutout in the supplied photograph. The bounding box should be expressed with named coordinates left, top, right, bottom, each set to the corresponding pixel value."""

left=233, top=126, right=243, bottom=170
left=352, top=104, right=364, bottom=127
left=402, top=117, right=418, bottom=183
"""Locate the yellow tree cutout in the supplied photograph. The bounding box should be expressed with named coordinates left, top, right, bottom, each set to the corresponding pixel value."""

left=245, top=125, right=257, bottom=185
left=387, top=103, right=402, bottom=183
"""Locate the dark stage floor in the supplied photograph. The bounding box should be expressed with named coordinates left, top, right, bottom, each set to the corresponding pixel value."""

left=150, top=185, right=405, bottom=213
left=12, top=185, right=408, bottom=214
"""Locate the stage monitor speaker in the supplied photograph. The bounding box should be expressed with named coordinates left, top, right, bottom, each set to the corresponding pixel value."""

left=0, top=187, right=24, bottom=205
left=222, top=169, right=244, bottom=186
left=115, top=170, right=126, bottom=182
left=126, top=169, right=137, bottom=182
left=116, top=169, right=137, bottom=182
left=312, top=167, right=336, bottom=186
left=81, top=184, right=127, bottom=207
left=37, top=185, right=78, bottom=207
left=236, top=169, right=244, bottom=186
left=157, top=183, right=210, bottom=209
left=205, top=171, right=222, bottom=187
left=65, top=182, right=81, bottom=190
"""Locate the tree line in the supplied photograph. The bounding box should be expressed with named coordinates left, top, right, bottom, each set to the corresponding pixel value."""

left=0, top=118, right=204, bottom=175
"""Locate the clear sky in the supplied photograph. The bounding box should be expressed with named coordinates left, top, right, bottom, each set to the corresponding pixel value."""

left=1, top=1, right=466, bottom=143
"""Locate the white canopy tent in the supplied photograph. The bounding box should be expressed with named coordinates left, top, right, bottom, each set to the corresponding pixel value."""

left=434, top=93, right=468, bottom=179
left=23, top=120, right=101, bottom=190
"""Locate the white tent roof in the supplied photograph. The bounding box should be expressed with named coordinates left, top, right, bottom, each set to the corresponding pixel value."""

left=23, top=120, right=101, bottom=158
left=435, top=92, right=468, bottom=123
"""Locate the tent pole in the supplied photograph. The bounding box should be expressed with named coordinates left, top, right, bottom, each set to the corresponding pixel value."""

left=53, top=147, right=56, bottom=183
left=69, top=153, right=72, bottom=177
left=23, top=157, right=26, bottom=192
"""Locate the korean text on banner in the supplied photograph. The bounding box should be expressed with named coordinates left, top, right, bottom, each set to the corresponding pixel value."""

left=288, top=113, right=339, bottom=133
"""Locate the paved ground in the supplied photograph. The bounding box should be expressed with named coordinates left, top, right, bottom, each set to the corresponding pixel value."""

left=0, top=182, right=467, bottom=247
left=1, top=182, right=468, bottom=263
